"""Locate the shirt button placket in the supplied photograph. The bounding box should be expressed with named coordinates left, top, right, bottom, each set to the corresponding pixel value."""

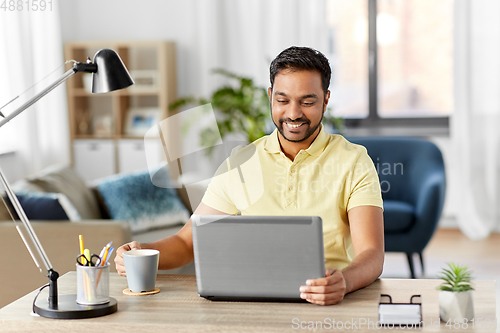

left=286, top=164, right=297, bottom=208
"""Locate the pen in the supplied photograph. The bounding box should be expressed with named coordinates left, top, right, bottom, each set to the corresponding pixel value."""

left=101, top=245, right=111, bottom=266
left=98, top=246, right=106, bottom=262
left=105, top=247, right=114, bottom=265
left=99, top=241, right=112, bottom=263
left=96, top=244, right=113, bottom=288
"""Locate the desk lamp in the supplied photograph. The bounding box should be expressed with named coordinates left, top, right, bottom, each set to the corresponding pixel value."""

left=0, top=49, right=133, bottom=319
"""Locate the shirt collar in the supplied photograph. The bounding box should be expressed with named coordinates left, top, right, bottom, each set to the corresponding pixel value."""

left=305, top=125, right=329, bottom=156
left=264, top=125, right=329, bottom=157
left=264, top=129, right=281, bottom=154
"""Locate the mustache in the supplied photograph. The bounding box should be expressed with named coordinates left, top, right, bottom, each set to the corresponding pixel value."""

left=279, top=118, right=311, bottom=125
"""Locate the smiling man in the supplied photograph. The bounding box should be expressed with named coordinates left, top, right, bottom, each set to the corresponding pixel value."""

left=115, top=46, right=384, bottom=306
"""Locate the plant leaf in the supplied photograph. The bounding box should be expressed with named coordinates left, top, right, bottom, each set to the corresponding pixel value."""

left=437, top=262, right=474, bottom=292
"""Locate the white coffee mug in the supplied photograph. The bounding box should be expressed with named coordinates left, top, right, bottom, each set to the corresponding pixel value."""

left=123, top=249, right=160, bottom=293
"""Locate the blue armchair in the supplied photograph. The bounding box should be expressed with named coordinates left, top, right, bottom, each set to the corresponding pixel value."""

left=348, top=137, right=446, bottom=278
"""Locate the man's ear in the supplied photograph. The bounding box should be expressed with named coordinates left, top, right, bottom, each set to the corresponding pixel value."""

left=268, top=87, right=273, bottom=103
left=323, top=90, right=331, bottom=113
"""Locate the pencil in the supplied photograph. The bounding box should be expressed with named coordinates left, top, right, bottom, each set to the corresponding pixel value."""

left=101, top=245, right=111, bottom=266
left=95, top=245, right=111, bottom=288
left=78, top=235, right=85, bottom=265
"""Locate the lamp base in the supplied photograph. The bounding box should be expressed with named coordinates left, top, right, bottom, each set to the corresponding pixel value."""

left=34, top=294, right=117, bottom=319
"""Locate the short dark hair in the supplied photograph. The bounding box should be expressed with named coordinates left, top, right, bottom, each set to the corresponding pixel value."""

left=269, top=46, right=331, bottom=95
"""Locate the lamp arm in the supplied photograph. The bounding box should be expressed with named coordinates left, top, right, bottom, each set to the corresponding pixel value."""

left=0, top=60, right=98, bottom=270
left=0, top=68, right=76, bottom=129
left=0, top=168, right=53, bottom=272
left=0, top=63, right=84, bottom=307
left=1, top=166, right=61, bottom=308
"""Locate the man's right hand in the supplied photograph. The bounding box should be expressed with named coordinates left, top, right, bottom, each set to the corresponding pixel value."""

left=114, top=241, right=141, bottom=277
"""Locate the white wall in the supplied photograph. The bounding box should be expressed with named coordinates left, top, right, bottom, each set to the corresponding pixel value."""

left=0, top=152, right=27, bottom=183
left=59, top=0, right=200, bottom=99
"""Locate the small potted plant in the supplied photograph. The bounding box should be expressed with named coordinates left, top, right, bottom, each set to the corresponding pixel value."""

left=437, top=262, right=474, bottom=322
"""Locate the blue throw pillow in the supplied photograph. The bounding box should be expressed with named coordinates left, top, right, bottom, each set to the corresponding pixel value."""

left=4, top=191, right=81, bottom=221
left=95, top=165, right=190, bottom=233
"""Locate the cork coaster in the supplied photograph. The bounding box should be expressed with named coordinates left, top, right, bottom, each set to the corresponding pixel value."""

left=123, top=287, right=160, bottom=296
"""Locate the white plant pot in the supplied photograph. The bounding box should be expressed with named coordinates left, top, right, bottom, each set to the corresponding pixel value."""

left=439, top=290, right=474, bottom=322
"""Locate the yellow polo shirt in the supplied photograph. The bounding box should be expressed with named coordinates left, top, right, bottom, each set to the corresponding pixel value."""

left=201, top=126, right=383, bottom=270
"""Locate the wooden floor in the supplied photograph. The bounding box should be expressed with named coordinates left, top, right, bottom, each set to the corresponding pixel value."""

left=381, top=228, right=500, bottom=279
left=381, top=228, right=499, bottom=319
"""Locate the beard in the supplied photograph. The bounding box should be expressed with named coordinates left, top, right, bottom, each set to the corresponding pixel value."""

left=272, top=109, right=323, bottom=143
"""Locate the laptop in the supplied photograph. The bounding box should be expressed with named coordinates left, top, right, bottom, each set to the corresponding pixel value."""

left=191, top=215, right=325, bottom=302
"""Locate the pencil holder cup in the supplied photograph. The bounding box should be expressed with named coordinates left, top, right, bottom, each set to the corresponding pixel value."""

left=76, top=263, right=110, bottom=305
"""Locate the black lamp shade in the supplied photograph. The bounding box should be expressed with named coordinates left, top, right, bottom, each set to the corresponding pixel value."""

left=92, top=49, right=134, bottom=93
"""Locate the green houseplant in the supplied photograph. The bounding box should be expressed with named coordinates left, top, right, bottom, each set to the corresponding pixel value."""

left=437, top=262, right=474, bottom=322
left=170, top=69, right=344, bottom=156
left=169, top=69, right=271, bottom=156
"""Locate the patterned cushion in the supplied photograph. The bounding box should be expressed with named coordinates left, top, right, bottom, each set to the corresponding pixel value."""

left=95, top=165, right=190, bottom=233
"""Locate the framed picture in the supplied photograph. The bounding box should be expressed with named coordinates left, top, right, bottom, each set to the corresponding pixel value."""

left=93, top=114, right=113, bottom=137
left=129, top=70, right=158, bottom=91
left=125, top=108, right=160, bottom=136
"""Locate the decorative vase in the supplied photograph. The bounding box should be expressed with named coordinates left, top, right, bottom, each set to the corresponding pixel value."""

left=439, top=290, right=474, bottom=322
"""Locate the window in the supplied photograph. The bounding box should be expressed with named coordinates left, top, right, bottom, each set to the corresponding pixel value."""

left=326, top=0, right=369, bottom=119
left=326, top=0, right=453, bottom=129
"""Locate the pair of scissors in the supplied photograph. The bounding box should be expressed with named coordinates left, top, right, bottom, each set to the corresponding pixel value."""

left=76, top=253, right=102, bottom=267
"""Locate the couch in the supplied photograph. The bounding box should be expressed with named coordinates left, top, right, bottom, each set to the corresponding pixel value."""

left=0, top=164, right=198, bottom=308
